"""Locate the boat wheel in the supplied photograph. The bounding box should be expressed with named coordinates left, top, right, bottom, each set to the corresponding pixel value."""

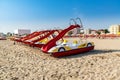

left=87, top=43, right=92, bottom=47
left=58, top=47, right=65, bottom=52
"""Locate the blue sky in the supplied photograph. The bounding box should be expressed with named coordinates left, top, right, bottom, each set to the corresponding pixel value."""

left=0, top=0, right=120, bottom=33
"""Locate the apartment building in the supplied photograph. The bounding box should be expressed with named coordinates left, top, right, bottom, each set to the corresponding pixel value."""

left=109, top=25, right=120, bottom=34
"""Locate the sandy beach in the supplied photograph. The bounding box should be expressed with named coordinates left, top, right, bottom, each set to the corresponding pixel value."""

left=0, top=38, right=120, bottom=80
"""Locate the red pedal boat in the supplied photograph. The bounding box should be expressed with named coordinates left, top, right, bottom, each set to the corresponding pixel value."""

left=29, top=30, right=59, bottom=48
left=41, top=18, right=95, bottom=57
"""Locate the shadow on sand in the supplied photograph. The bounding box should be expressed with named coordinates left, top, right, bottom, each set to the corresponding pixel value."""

left=61, top=49, right=120, bottom=59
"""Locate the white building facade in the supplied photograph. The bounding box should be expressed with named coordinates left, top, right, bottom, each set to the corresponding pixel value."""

left=14, top=29, right=31, bottom=35
left=109, top=25, right=120, bottom=34
left=84, top=29, right=91, bottom=35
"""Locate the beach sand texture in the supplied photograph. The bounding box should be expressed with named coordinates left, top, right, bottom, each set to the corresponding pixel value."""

left=0, top=38, right=120, bottom=80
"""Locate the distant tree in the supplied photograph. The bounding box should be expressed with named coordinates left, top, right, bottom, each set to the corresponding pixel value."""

left=104, top=29, right=109, bottom=34
left=96, top=31, right=101, bottom=35
left=7, top=32, right=12, bottom=37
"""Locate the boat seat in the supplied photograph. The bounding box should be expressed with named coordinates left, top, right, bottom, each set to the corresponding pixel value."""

left=72, top=40, right=78, bottom=46
left=62, top=39, right=68, bottom=46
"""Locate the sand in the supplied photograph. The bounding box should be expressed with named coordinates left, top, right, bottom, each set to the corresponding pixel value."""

left=0, top=38, right=120, bottom=80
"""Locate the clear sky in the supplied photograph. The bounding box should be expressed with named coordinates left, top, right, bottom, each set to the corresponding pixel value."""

left=0, top=0, right=120, bottom=33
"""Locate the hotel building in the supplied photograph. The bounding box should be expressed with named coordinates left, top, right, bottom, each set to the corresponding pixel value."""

left=109, top=25, right=120, bottom=34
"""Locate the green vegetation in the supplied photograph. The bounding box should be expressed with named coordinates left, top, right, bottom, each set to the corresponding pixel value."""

left=104, top=29, right=109, bottom=34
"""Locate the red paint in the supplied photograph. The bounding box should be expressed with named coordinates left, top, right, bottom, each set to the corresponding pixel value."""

left=52, top=46, right=94, bottom=57
left=41, top=25, right=80, bottom=52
